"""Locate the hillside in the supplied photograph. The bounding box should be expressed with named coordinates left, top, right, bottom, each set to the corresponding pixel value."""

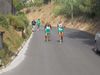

left=0, top=26, right=23, bottom=66
left=0, top=13, right=31, bottom=67
left=26, top=3, right=100, bottom=34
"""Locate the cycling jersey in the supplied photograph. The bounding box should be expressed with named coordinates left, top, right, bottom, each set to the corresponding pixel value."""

left=45, top=26, right=51, bottom=33
left=58, top=24, right=64, bottom=32
left=36, top=19, right=41, bottom=27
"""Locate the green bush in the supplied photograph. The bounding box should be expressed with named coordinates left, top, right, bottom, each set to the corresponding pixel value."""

left=0, top=15, right=9, bottom=29
left=15, top=2, right=25, bottom=11
left=53, top=0, right=81, bottom=17
left=53, top=5, right=63, bottom=16
left=7, top=14, right=29, bottom=31
left=17, top=15, right=29, bottom=28
left=17, top=12, right=29, bottom=28
left=33, top=0, right=44, bottom=7
left=13, top=0, right=26, bottom=11
left=52, top=0, right=98, bottom=18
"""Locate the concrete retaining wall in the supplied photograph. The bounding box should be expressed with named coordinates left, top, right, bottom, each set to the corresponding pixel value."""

left=0, top=0, right=12, bottom=14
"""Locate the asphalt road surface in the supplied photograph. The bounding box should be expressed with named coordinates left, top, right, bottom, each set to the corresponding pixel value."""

left=1, top=28, right=100, bottom=75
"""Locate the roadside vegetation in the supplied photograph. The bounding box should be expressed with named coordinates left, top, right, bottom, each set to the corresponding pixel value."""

left=0, top=0, right=31, bottom=67
left=24, top=0, right=100, bottom=18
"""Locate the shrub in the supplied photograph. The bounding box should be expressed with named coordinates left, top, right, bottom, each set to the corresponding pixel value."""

left=53, top=0, right=98, bottom=18
left=15, top=2, right=25, bottom=11
left=0, top=15, right=9, bottom=29
left=7, top=14, right=25, bottom=30
left=33, top=0, right=44, bottom=7
left=17, top=13, right=29, bottom=28
left=13, top=0, right=26, bottom=11
left=53, top=5, right=63, bottom=16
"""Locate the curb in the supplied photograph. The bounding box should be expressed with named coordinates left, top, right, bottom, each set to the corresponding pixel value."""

left=0, top=33, right=33, bottom=74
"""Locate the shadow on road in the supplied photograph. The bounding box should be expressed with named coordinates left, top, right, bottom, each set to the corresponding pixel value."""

left=64, top=28, right=95, bottom=46
left=92, top=48, right=100, bottom=56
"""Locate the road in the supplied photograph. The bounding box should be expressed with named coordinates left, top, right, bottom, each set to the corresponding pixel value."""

left=1, top=28, right=100, bottom=75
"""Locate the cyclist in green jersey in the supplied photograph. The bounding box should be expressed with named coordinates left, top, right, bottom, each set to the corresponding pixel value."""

left=57, top=21, right=64, bottom=42
left=36, top=18, right=41, bottom=31
left=44, top=23, right=52, bottom=41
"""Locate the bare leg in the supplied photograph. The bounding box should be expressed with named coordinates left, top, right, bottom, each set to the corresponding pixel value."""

left=58, top=32, right=61, bottom=41
left=47, top=35, right=48, bottom=41
left=48, top=33, right=50, bottom=41
left=61, top=32, right=64, bottom=42
left=45, top=35, right=47, bottom=41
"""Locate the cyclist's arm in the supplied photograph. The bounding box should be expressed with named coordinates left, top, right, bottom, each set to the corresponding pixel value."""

left=50, top=25, right=52, bottom=30
left=44, top=25, right=46, bottom=30
left=57, top=24, right=59, bottom=27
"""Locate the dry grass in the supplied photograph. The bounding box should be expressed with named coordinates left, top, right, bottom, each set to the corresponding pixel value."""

left=0, top=26, right=24, bottom=66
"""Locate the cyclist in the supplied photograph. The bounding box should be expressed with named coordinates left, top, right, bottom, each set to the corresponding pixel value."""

left=31, top=19, right=36, bottom=32
left=57, top=21, right=64, bottom=42
left=44, top=23, right=52, bottom=41
left=36, top=18, right=41, bottom=31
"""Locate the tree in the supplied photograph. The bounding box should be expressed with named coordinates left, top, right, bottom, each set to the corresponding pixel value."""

left=79, top=0, right=96, bottom=15
left=53, top=0, right=98, bottom=18
left=95, top=0, right=100, bottom=16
